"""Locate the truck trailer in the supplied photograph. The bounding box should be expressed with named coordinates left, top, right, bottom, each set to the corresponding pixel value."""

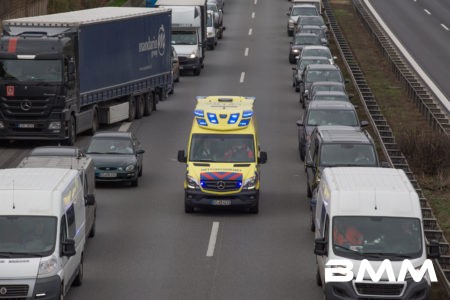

left=0, top=7, right=172, bottom=145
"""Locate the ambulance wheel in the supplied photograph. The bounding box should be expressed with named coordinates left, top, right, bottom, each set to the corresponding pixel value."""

left=185, top=202, right=194, bottom=213
left=73, top=255, right=83, bottom=286
left=249, top=196, right=259, bottom=214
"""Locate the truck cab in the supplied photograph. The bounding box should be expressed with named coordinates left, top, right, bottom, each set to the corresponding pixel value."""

left=178, top=96, right=267, bottom=213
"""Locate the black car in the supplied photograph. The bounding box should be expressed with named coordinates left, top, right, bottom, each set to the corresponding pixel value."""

left=292, top=56, right=330, bottom=92
left=309, top=91, right=351, bottom=104
left=86, top=131, right=145, bottom=187
left=296, top=101, right=368, bottom=161
left=289, top=33, right=323, bottom=64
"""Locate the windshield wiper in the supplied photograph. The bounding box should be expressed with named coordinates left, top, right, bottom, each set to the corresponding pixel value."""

left=333, top=244, right=364, bottom=256
left=363, top=252, right=414, bottom=259
left=0, top=252, right=43, bottom=258
left=194, top=159, right=215, bottom=162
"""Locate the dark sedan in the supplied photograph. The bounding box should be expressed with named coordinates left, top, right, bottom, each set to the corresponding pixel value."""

left=292, top=56, right=331, bottom=92
left=289, top=33, right=323, bottom=64
left=86, top=131, right=145, bottom=187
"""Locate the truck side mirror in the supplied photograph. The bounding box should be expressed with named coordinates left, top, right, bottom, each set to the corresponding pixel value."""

left=177, top=150, right=187, bottom=163
left=84, top=194, right=95, bottom=206
left=428, top=240, right=440, bottom=259
left=61, top=239, right=76, bottom=257
left=258, top=151, right=267, bottom=164
left=314, top=238, right=327, bottom=256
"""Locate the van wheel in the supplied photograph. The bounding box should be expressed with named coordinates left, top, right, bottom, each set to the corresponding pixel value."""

left=64, top=116, right=76, bottom=146
left=135, top=95, right=144, bottom=119
left=316, top=268, right=322, bottom=286
left=73, top=255, right=83, bottom=286
left=193, top=68, right=201, bottom=76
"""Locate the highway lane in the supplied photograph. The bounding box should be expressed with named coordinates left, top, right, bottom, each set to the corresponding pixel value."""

left=369, top=0, right=450, bottom=111
left=0, top=0, right=321, bottom=298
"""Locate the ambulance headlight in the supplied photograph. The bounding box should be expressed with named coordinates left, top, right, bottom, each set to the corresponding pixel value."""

left=242, top=176, right=257, bottom=190
left=38, top=255, right=58, bottom=275
left=186, top=175, right=200, bottom=189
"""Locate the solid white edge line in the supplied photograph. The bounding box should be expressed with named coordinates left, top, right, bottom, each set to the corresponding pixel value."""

left=364, top=0, right=450, bottom=112
left=424, top=9, right=431, bottom=15
left=206, top=222, right=220, bottom=257
left=441, top=24, right=449, bottom=31
left=245, top=48, right=249, bottom=56
left=119, top=122, right=131, bottom=132
left=240, top=72, right=245, bottom=83
left=248, top=28, right=253, bottom=35
left=252, top=12, right=255, bottom=19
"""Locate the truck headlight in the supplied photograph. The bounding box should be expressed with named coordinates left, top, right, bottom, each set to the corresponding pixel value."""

left=48, top=122, right=61, bottom=130
left=242, top=176, right=257, bottom=190
left=125, top=164, right=135, bottom=172
left=186, top=175, right=200, bottom=189
left=189, top=53, right=197, bottom=59
left=292, top=49, right=300, bottom=53
left=38, top=255, right=58, bottom=275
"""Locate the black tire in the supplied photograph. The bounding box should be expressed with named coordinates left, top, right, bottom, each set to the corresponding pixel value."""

left=138, top=165, right=143, bottom=177
left=300, top=142, right=305, bottom=162
left=131, top=177, right=138, bottom=187
left=193, top=68, right=201, bottom=76
left=295, top=85, right=300, bottom=92
left=316, top=268, right=322, bottom=286
left=307, top=183, right=312, bottom=198
left=59, top=284, right=64, bottom=300
left=88, top=108, right=99, bottom=136
left=88, top=212, right=96, bottom=238
left=64, top=116, right=76, bottom=146
left=143, top=93, right=153, bottom=116
left=185, top=201, right=194, bottom=213
left=310, top=213, right=315, bottom=232
left=158, top=87, right=167, bottom=101
left=128, top=97, right=136, bottom=122
left=249, top=203, right=259, bottom=214
left=135, top=95, right=144, bottom=120
left=73, top=255, right=83, bottom=286
left=152, top=92, right=157, bottom=111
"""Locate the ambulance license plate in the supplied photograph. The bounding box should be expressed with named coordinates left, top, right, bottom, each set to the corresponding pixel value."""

left=212, top=199, right=231, bottom=206
left=99, top=172, right=117, bottom=178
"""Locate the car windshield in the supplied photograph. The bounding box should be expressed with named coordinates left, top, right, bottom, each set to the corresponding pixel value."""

left=300, top=28, right=322, bottom=36
left=172, top=31, right=198, bottom=45
left=332, top=216, right=423, bottom=259
left=0, top=216, right=57, bottom=257
left=320, top=143, right=377, bottom=166
left=302, top=49, right=331, bottom=59
left=299, top=59, right=329, bottom=70
left=0, top=59, right=62, bottom=82
left=313, top=95, right=349, bottom=101
left=207, top=4, right=218, bottom=12
left=291, top=7, right=318, bottom=16
left=189, top=134, right=255, bottom=163
left=306, top=70, right=342, bottom=83
left=312, top=84, right=345, bottom=93
left=299, top=17, right=325, bottom=26
left=294, top=35, right=320, bottom=45
left=307, top=109, right=358, bottom=126
left=86, top=138, right=134, bottom=154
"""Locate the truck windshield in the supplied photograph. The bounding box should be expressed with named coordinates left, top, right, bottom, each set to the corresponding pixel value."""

left=320, top=143, right=377, bottom=166
left=307, top=109, right=358, bottom=127
left=0, top=59, right=62, bottom=82
left=189, top=134, right=255, bottom=163
left=332, top=216, right=423, bottom=260
left=172, top=31, right=198, bottom=45
left=0, top=216, right=57, bottom=257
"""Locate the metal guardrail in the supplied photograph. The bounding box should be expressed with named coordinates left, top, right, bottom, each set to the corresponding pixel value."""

left=322, top=0, right=450, bottom=294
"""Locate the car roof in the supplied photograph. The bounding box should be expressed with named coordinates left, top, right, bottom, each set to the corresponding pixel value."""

left=311, top=81, right=345, bottom=87
left=305, top=64, right=339, bottom=71
left=299, top=25, right=323, bottom=29
left=314, top=126, right=371, bottom=143
left=308, top=100, right=355, bottom=110
left=294, top=32, right=319, bottom=38
left=29, top=146, right=83, bottom=157
left=302, top=45, right=330, bottom=51
left=313, top=91, right=348, bottom=96
left=92, top=131, right=132, bottom=139
left=299, top=56, right=330, bottom=61
left=292, top=4, right=317, bottom=8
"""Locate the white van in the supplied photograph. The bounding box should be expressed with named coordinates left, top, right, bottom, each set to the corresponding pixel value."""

left=0, top=168, right=89, bottom=299
left=313, top=167, right=440, bottom=299
left=292, top=0, right=322, bottom=14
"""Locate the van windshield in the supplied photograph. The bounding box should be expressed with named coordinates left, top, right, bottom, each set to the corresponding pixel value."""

left=320, top=143, right=377, bottom=166
left=0, top=216, right=57, bottom=257
left=332, top=216, right=422, bottom=260
left=189, top=134, right=255, bottom=163
left=172, top=31, right=198, bottom=45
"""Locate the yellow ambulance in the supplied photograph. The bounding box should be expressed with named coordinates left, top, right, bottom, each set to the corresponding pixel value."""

left=177, top=96, right=268, bottom=213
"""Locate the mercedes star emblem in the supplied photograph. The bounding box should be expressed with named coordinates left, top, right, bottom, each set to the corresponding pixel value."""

left=216, top=181, right=226, bottom=190
left=0, top=287, right=7, bottom=295
left=20, top=100, right=32, bottom=111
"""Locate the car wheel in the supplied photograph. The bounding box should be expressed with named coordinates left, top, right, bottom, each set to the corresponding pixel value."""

left=300, top=142, right=305, bottom=161
left=73, top=255, right=83, bottom=286
left=193, top=68, right=201, bottom=76
left=131, top=177, right=138, bottom=187
left=310, top=213, right=315, bottom=232
left=307, top=183, right=312, bottom=198
left=138, top=165, right=143, bottom=177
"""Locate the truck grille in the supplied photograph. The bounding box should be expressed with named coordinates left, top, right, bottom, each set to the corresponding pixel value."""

left=354, top=282, right=405, bottom=296
left=202, top=180, right=241, bottom=192
left=0, top=97, right=51, bottom=118
left=0, top=284, right=29, bottom=298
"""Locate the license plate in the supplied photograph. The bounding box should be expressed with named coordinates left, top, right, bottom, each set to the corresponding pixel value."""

left=99, top=172, right=117, bottom=178
left=18, top=123, right=34, bottom=128
left=212, top=199, right=231, bottom=206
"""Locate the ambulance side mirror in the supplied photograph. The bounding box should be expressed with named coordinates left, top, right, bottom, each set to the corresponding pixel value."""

left=177, top=150, right=187, bottom=163
left=258, top=151, right=267, bottom=164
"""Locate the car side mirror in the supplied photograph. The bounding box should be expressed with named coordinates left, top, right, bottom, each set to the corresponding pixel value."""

left=360, top=120, right=369, bottom=127
left=428, top=240, right=440, bottom=259
left=178, top=150, right=187, bottom=163
left=84, top=194, right=95, bottom=206
left=296, top=120, right=304, bottom=127
left=333, top=56, right=338, bottom=61
left=290, top=41, right=293, bottom=45
left=258, top=151, right=268, bottom=164
left=305, top=159, right=314, bottom=168
left=136, top=149, right=145, bottom=155
left=286, top=12, right=290, bottom=16
left=314, top=238, right=327, bottom=255
left=292, top=67, right=297, bottom=71
left=61, top=239, right=76, bottom=257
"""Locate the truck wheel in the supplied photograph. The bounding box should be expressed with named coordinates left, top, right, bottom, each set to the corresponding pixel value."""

left=193, top=68, right=201, bottom=76
left=135, top=95, right=144, bottom=119
left=152, top=92, right=157, bottom=111
left=88, top=108, right=99, bottom=135
left=143, top=93, right=153, bottom=116
left=128, top=97, right=135, bottom=122
left=64, top=116, right=76, bottom=146
left=73, top=255, right=83, bottom=286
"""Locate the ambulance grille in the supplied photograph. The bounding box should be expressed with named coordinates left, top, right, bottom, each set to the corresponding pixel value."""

left=202, top=180, right=240, bottom=192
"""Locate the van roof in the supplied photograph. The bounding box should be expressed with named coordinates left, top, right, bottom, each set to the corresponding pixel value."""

left=321, top=167, right=420, bottom=218
left=315, top=126, right=371, bottom=143
left=0, top=168, right=76, bottom=191
left=18, top=156, right=92, bottom=171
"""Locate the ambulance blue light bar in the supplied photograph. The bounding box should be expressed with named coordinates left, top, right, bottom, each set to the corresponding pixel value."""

left=194, top=110, right=204, bottom=117
left=207, top=113, right=218, bottom=124
left=197, top=118, right=207, bottom=126
left=239, top=119, right=250, bottom=127
left=242, top=110, right=253, bottom=118
left=228, top=113, right=239, bottom=124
